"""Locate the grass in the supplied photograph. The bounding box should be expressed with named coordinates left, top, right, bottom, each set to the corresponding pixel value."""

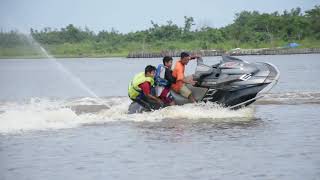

left=1, top=39, right=320, bottom=59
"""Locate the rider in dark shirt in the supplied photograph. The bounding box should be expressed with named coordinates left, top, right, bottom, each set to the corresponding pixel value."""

left=155, top=56, right=176, bottom=105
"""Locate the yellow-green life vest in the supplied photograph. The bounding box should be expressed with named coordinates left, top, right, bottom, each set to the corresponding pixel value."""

left=128, top=72, right=154, bottom=99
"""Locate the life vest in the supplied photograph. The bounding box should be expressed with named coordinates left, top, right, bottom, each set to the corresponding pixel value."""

left=128, top=72, right=154, bottom=99
left=155, top=64, right=169, bottom=86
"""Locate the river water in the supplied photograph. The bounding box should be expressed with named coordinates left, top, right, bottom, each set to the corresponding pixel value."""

left=0, top=54, right=319, bottom=180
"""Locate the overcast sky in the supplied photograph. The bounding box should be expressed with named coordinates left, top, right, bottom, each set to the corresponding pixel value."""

left=0, top=0, right=319, bottom=33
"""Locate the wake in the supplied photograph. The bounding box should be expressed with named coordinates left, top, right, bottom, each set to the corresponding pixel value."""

left=1, top=91, right=319, bottom=134
left=0, top=97, right=253, bottom=134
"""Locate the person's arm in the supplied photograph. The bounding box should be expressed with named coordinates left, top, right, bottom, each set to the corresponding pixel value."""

left=145, top=93, right=163, bottom=104
left=139, top=82, right=163, bottom=104
left=174, top=66, right=195, bottom=85
left=165, top=69, right=176, bottom=84
left=181, top=55, right=199, bottom=85
left=182, top=76, right=197, bottom=85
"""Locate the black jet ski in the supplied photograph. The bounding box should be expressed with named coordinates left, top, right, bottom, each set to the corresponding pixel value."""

left=128, top=55, right=280, bottom=113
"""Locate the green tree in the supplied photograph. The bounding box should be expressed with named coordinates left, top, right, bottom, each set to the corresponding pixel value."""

left=305, top=5, right=320, bottom=39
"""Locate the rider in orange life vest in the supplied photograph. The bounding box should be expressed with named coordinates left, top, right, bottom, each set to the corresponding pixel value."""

left=171, top=52, right=198, bottom=103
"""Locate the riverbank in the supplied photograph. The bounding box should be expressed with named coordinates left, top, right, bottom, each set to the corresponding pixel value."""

left=2, top=47, right=320, bottom=59
left=0, top=54, right=126, bottom=59
left=128, top=48, right=320, bottom=58
left=1, top=39, right=320, bottom=59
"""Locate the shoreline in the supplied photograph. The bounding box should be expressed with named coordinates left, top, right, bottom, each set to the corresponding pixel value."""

left=0, top=54, right=126, bottom=59
left=128, top=48, right=320, bottom=58
left=1, top=47, right=320, bottom=59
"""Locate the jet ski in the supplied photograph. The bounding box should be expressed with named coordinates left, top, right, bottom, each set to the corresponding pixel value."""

left=128, top=55, right=280, bottom=113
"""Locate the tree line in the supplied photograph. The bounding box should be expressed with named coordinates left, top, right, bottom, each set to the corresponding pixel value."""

left=1, top=5, right=319, bottom=57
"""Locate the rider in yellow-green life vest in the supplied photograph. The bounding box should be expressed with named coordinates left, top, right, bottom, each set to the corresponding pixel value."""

left=128, top=65, right=164, bottom=110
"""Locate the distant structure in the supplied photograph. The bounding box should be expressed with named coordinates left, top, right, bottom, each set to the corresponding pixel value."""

left=128, top=48, right=320, bottom=58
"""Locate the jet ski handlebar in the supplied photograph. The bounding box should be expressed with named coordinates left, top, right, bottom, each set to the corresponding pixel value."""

left=196, top=57, right=204, bottom=65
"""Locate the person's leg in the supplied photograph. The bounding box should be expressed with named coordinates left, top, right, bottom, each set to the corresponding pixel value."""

left=134, top=97, right=153, bottom=111
left=188, top=94, right=196, bottom=103
left=167, top=91, right=176, bottom=105
left=140, top=94, right=163, bottom=110
left=169, top=100, right=176, bottom=106
left=179, top=85, right=196, bottom=103
left=160, top=87, right=175, bottom=106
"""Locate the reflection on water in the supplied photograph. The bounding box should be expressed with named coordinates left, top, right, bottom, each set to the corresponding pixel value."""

left=136, top=117, right=263, bottom=143
left=3, top=104, right=319, bottom=180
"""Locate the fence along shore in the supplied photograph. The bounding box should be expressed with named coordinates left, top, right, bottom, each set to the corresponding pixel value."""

left=127, top=48, right=320, bottom=58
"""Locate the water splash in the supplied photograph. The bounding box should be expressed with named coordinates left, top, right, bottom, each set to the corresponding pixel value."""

left=26, top=34, right=100, bottom=99
left=0, top=97, right=254, bottom=134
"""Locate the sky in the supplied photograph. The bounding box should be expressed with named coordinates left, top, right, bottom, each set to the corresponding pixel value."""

left=0, top=0, right=319, bottom=33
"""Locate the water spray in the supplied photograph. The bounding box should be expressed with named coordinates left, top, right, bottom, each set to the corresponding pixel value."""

left=26, top=34, right=110, bottom=108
